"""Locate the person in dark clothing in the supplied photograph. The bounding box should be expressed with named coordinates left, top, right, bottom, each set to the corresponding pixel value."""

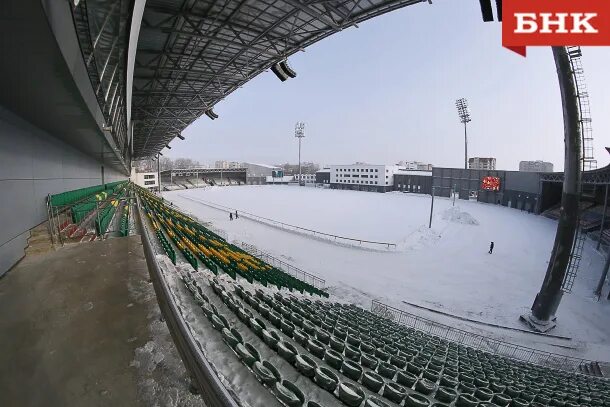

left=235, top=210, right=238, bottom=219
left=488, top=241, right=494, bottom=254
left=229, top=213, right=233, bottom=221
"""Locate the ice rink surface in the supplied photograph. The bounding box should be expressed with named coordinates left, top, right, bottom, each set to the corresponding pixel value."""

left=166, top=185, right=610, bottom=360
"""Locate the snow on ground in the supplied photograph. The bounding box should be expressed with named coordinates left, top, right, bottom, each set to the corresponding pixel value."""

left=165, top=186, right=610, bottom=361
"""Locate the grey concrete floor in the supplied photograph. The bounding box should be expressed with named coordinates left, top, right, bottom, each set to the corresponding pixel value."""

left=0, top=236, right=201, bottom=407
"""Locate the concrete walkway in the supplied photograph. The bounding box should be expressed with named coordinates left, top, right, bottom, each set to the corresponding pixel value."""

left=0, top=236, right=200, bottom=406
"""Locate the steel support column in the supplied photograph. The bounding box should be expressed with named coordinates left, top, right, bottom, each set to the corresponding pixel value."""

left=524, top=47, right=582, bottom=330
left=595, top=249, right=610, bottom=299
left=597, top=184, right=608, bottom=250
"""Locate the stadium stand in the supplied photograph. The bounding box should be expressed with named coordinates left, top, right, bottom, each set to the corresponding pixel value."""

left=543, top=201, right=596, bottom=221
left=186, top=178, right=206, bottom=188
left=163, top=183, right=186, bottom=191
left=138, top=187, right=327, bottom=297
left=173, top=270, right=610, bottom=407
left=49, top=181, right=124, bottom=207
left=48, top=181, right=129, bottom=241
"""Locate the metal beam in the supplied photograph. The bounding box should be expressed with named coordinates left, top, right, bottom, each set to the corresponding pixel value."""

left=282, top=0, right=341, bottom=29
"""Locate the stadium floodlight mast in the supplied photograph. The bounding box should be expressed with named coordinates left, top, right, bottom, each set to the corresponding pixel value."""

left=295, top=122, right=305, bottom=186
left=455, top=98, right=472, bottom=169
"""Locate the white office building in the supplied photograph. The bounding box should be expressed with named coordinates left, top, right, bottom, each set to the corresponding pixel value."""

left=402, top=161, right=433, bottom=171
left=215, top=160, right=241, bottom=169
left=133, top=171, right=158, bottom=191
left=468, top=157, right=496, bottom=170
left=329, top=163, right=404, bottom=192
left=519, top=160, right=554, bottom=173
left=294, top=174, right=316, bottom=183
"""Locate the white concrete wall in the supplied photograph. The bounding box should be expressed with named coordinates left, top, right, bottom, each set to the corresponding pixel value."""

left=133, top=172, right=158, bottom=190
left=0, top=106, right=125, bottom=275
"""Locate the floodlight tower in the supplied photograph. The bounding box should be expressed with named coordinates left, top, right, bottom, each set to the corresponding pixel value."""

left=455, top=98, right=472, bottom=169
left=295, top=122, right=305, bottom=186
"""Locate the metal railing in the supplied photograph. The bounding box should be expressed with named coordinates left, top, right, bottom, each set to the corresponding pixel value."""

left=177, top=194, right=397, bottom=250
left=370, top=300, right=596, bottom=374
left=234, top=241, right=326, bottom=290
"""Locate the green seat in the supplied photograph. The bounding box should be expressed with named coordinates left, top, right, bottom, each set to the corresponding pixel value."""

left=396, top=370, right=418, bottom=388
left=362, top=371, right=385, bottom=393
left=295, top=354, right=317, bottom=378
left=341, top=359, right=362, bottom=381
left=377, top=361, right=396, bottom=380
left=277, top=341, right=299, bottom=365
left=365, top=397, right=391, bottom=407
left=434, top=386, right=458, bottom=404
left=338, top=382, right=365, bottom=407
left=236, top=343, right=257, bottom=367
left=405, top=394, right=430, bottom=407
left=383, top=382, right=407, bottom=404
left=314, top=366, right=338, bottom=392
left=253, top=360, right=280, bottom=387
left=275, top=380, right=304, bottom=407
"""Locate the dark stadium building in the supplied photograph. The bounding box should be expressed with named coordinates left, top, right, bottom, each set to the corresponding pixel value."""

left=315, top=168, right=330, bottom=185
left=432, top=167, right=541, bottom=212
left=393, top=170, right=433, bottom=194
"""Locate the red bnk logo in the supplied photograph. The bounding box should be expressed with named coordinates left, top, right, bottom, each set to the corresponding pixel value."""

left=503, top=0, right=610, bottom=56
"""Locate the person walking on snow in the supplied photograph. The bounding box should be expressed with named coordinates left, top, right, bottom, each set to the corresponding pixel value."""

left=488, top=241, right=494, bottom=254
left=235, top=210, right=239, bottom=219
left=229, top=212, right=233, bottom=221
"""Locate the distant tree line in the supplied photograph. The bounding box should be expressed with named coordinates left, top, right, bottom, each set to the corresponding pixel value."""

left=135, top=158, right=321, bottom=175
left=278, top=162, right=319, bottom=175
left=134, top=157, right=202, bottom=172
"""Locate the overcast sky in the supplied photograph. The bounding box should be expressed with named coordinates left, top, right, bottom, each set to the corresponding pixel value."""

left=164, top=0, right=610, bottom=171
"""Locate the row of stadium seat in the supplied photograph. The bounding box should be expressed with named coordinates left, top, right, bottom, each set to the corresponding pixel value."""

left=94, top=185, right=128, bottom=236
left=49, top=180, right=125, bottom=207
left=71, top=182, right=127, bottom=224
left=149, top=216, right=176, bottom=264
left=182, top=272, right=326, bottom=407
left=120, top=205, right=130, bottom=237
left=183, top=271, right=400, bottom=407
left=138, top=187, right=327, bottom=297
left=204, top=276, right=608, bottom=407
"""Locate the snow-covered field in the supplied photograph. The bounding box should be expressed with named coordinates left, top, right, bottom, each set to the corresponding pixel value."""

left=165, top=186, right=610, bottom=360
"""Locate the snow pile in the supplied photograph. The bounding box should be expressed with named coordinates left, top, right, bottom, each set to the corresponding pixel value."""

left=397, top=225, right=441, bottom=251
left=441, top=206, right=479, bottom=225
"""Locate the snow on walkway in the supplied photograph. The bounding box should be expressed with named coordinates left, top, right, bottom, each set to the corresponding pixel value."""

left=165, top=186, right=610, bottom=361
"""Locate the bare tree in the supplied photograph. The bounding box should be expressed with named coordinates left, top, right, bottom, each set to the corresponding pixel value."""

left=159, top=157, right=174, bottom=171
left=173, top=158, right=200, bottom=169
left=279, top=162, right=319, bottom=175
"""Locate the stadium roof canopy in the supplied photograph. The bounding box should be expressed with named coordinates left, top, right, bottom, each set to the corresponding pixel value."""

left=132, top=0, right=426, bottom=158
